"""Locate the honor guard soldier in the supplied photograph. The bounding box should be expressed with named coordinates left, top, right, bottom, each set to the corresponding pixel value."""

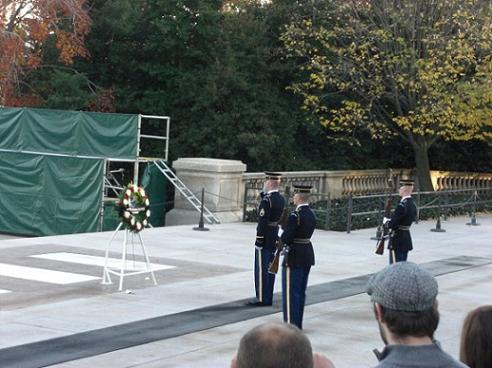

left=384, top=178, right=417, bottom=263
left=248, top=172, right=285, bottom=306
left=281, top=185, right=316, bottom=329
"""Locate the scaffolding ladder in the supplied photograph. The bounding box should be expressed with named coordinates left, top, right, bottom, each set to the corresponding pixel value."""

left=153, top=160, right=221, bottom=224
left=104, top=168, right=125, bottom=197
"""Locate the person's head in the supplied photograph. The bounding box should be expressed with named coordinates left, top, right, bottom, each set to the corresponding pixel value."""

left=293, top=185, right=312, bottom=206
left=398, top=179, right=414, bottom=197
left=460, top=305, right=492, bottom=368
left=366, top=262, right=439, bottom=344
left=231, top=323, right=314, bottom=368
left=264, top=172, right=281, bottom=192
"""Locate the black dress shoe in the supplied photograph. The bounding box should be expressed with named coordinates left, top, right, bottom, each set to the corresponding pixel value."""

left=246, top=301, right=272, bottom=307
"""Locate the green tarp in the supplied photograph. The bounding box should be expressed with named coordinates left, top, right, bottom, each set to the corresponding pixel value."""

left=141, top=163, right=168, bottom=226
left=0, top=107, right=138, bottom=159
left=102, top=200, right=120, bottom=232
left=0, top=151, right=104, bottom=236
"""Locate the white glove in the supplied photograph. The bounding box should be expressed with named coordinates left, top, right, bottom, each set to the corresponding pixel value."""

left=383, top=217, right=391, bottom=225
left=255, top=245, right=262, bottom=251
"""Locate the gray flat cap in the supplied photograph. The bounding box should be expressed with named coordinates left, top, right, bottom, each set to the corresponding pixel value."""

left=366, top=262, right=438, bottom=312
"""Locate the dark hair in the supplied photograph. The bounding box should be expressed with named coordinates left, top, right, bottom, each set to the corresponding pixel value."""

left=380, top=302, right=439, bottom=338
left=460, top=305, right=492, bottom=368
left=236, top=323, right=313, bottom=368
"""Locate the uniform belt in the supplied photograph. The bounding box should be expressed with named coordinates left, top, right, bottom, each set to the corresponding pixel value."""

left=293, top=238, right=311, bottom=244
left=268, top=221, right=279, bottom=226
left=398, top=225, right=411, bottom=231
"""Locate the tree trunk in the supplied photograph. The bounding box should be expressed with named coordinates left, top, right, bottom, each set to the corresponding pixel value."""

left=412, top=139, right=434, bottom=192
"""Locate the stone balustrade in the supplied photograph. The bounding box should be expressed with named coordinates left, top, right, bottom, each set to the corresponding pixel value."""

left=431, top=171, right=492, bottom=191
left=338, top=169, right=407, bottom=196
left=243, top=171, right=326, bottom=193
left=243, top=170, right=492, bottom=199
left=164, top=157, right=492, bottom=225
left=243, top=169, right=412, bottom=198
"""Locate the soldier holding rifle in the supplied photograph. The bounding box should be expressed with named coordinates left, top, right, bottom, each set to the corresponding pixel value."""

left=247, top=172, right=285, bottom=307
left=280, top=185, right=316, bottom=329
left=383, top=178, right=417, bottom=264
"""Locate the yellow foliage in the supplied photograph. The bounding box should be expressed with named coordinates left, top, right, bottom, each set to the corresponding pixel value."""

left=281, top=0, right=492, bottom=144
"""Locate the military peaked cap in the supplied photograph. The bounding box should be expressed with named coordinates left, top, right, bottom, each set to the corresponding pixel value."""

left=293, top=185, right=312, bottom=193
left=399, top=178, right=415, bottom=186
left=265, top=172, right=282, bottom=181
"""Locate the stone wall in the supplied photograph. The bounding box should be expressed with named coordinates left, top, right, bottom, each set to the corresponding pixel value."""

left=165, top=158, right=247, bottom=226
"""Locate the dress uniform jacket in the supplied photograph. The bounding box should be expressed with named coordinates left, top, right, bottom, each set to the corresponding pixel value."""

left=255, top=191, right=285, bottom=250
left=280, top=203, right=316, bottom=329
left=251, top=190, right=284, bottom=305
left=388, top=196, right=417, bottom=252
left=281, top=205, right=316, bottom=267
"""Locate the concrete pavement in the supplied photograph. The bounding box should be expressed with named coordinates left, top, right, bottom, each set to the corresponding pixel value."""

left=0, top=214, right=491, bottom=367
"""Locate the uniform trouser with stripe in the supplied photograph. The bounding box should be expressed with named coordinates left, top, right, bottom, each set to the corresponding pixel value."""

left=389, top=248, right=408, bottom=264
left=254, top=248, right=275, bottom=304
left=282, top=265, right=311, bottom=329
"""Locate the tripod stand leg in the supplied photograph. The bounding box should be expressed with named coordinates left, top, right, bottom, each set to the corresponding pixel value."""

left=138, top=231, right=157, bottom=285
left=119, top=229, right=128, bottom=291
left=102, top=222, right=123, bottom=284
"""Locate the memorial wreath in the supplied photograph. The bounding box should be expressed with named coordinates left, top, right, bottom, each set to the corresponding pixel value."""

left=115, top=183, right=151, bottom=232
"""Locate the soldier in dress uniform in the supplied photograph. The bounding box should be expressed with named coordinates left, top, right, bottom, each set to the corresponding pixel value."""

left=281, top=185, right=316, bottom=329
left=384, top=178, right=417, bottom=264
left=248, top=172, right=285, bottom=307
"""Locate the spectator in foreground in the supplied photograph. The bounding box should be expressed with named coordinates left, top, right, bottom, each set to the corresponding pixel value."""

left=460, top=305, right=492, bottom=368
left=230, top=322, right=335, bottom=368
left=366, top=262, right=467, bottom=368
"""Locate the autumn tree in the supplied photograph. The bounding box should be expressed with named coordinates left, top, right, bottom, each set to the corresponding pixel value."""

left=282, top=0, right=492, bottom=190
left=0, top=0, right=90, bottom=105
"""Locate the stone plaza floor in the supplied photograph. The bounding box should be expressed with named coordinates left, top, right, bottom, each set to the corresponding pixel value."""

left=0, top=214, right=491, bottom=367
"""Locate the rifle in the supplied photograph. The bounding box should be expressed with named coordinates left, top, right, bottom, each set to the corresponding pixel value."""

left=375, top=194, right=392, bottom=255
left=278, top=186, right=291, bottom=229
left=268, top=186, right=291, bottom=274
left=268, top=239, right=283, bottom=274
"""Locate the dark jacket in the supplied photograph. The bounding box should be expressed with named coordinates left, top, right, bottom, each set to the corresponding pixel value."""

left=374, top=343, right=468, bottom=368
left=281, top=204, right=315, bottom=268
left=255, top=191, right=285, bottom=250
left=388, top=197, right=417, bottom=252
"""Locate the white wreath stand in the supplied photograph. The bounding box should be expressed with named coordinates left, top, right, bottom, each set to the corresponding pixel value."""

left=101, top=222, right=157, bottom=291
